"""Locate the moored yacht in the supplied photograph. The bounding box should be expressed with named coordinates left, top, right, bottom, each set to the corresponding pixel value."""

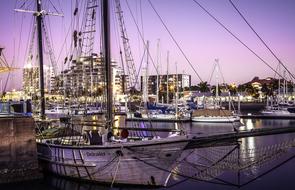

left=35, top=0, right=189, bottom=187
left=191, top=109, right=240, bottom=123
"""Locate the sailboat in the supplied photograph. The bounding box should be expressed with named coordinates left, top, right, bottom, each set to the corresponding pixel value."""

left=35, top=0, right=188, bottom=186
left=191, top=60, right=240, bottom=123
left=128, top=51, right=190, bottom=122
left=261, top=63, right=295, bottom=117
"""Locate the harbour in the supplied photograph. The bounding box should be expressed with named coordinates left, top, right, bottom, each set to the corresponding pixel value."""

left=1, top=118, right=295, bottom=189
left=1, top=0, right=295, bottom=189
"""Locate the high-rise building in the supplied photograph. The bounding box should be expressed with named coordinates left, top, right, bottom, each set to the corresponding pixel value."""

left=44, top=65, right=55, bottom=93
left=141, top=74, right=191, bottom=95
left=23, top=63, right=39, bottom=95
left=23, top=62, right=55, bottom=95
left=55, top=54, right=127, bottom=97
left=113, top=66, right=128, bottom=95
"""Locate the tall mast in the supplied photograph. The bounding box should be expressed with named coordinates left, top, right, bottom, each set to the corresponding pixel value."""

left=36, top=0, right=45, bottom=119
left=102, top=0, right=112, bottom=127
left=142, top=41, right=149, bottom=106
left=175, top=61, right=178, bottom=118
left=166, top=51, right=169, bottom=104
left=215, top=60, right=219, bottom=108
left=146, top=40, right=149, bottom=102
left=278, top=62, right=281, bottom=101
left=156, top=39, right=160, bottom=103
left=283, top=70, right=286, bottom=102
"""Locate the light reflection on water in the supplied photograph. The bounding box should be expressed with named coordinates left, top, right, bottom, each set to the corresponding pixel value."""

left=3, top=118, right=295, bottom=190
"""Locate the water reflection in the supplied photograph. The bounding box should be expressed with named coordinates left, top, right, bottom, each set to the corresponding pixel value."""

left=240, top=137, right=257, bottom=177
left=42, top=137, right=295, bottom=190
left=8, top=118, right=295, bottom=190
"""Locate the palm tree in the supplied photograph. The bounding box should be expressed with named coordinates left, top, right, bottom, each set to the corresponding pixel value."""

left=245, top=84, right=259, bottom=98
left=228, top=85, right=237, bottom=96
left=261, top=83, right=273, bottom=97
left=211, top=85, right=221, bottom=96
left=190, top=85, right=199, bottom=91
left=197, top=81, right=210, bottom=92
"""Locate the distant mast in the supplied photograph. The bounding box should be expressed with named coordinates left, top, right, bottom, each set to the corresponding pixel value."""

left=175, top=61, right=178, bottom=118
left=166, top=51, right=169, bottom=104
left=102, top=0, right=112, bottom=128
left=156, top=39, right=160, bottom=103
left=36, top=0, right=46, bottom=119
left=215, top=59, right=219, bottom=108
left=142, top=41, right=149, bottom=107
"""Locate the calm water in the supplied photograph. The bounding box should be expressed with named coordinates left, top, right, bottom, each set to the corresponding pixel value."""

left=2, top=119, right=295, bottom=190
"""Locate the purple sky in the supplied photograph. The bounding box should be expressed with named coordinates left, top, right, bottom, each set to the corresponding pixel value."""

left=0, top=0, right=295, bottom=91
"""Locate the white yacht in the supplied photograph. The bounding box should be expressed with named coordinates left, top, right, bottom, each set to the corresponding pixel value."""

left=191, top=109, right=240, bottom=123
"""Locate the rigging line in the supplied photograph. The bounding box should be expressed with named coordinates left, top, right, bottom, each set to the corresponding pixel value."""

left=208, top=62, right=217, bottom=85
left=1, top=53, right=9, bottom=67
left=23, top=15, right=34, bottom=67
left=139, top=0, right=145, bottom=58
left=80, top=0, right=87, bottom=37
left=134, top=0, right=141, bottom=62
left=12, top=0, right=18, bottom=66
left=192, top=0, right=286, bottom=81
left=16, top=11, right=25, bottom=68
left=229, top=0, right=295, bottom=81
left=22, top=0, right=34, bottom=11
left=48, top=0, right=61, bottom=14
left=164, top=150, right=202, bottom=188
left=111, top=0, right=123, bottom=62
left=273, top=62, right=280, bottom=79
left=19, top=1, right=26, bottom=9
left=124, top=0, right=159, bottom=76
left=217, top=62, right=227, bottom=85
left=139, top=0, right=145, bottom=42
left=132, top=155, right=238, bottom=187
left=45, top=16, right=55, bottom=59
left=56, top=14, right=74, bottom=63
left=43, top=19, right=58, bottom=74
left=133, top=0, right=142, bottom=64
left=240, top=152, right=295, bottom=187
left=135, top=48, right=146, bottom=88
left=3, top=72, right=11, bottom=93
left=147, top=0, right=203, bottom=82
left=57, top=0, right=64, bottom=15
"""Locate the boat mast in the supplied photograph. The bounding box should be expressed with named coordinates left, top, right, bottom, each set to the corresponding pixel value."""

left=278, top=62, right=281, bottom=102
left=102, top=0, right=112, bottom=128
left=175, top=61, right=178, bottom=118
left=215, top=61, right=219, bottom=108
left=36, top=0, right=46, bottom=119
left=156, top=39, right=160, bottom=103
left=142, top=41, right=149, bottom=107
left=166, top=51, right=169, bottom=104
left=283, top=70, right=286, bottom=103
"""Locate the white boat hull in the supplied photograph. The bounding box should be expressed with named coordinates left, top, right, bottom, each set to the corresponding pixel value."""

left=261, top=110, right=295, bottom=116
left=127, top=113, right=190, bottom=121
left=191, top=116, right=240, bottom=123
left=37, top=136, right=188, bottom=186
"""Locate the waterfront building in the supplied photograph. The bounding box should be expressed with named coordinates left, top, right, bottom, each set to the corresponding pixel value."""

left=140, top=74, right=191, bottom=95
left=54, top=54, right=126, bottom=98
left=113, top=66, right=129, bottom=96
left=60, top=54, right=105, bottom=97
left=23, top=63, right=54, bottom=95
left=23, top=63, right=39, bottom=95
left=44, top=65, right=55, bottom=93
